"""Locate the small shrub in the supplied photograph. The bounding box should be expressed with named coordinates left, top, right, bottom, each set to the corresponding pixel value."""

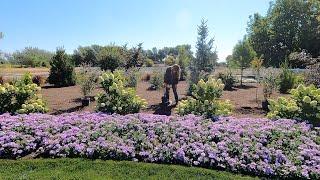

left=48, top=49, right=76, bottom=87
left=0, top=80, right=48, bottom=114
left=261, top=71, right=277, bottom=100
left=98, top=46, right=126, bottom=71
left=267, top=84, right=320, bottom=125
left=125, top=68, right=140, bottom=88
left=176, top=77, right=233, bottom=118
left=32, top=75, right=46, bottom=86
left=278, top=62, right=296, bottom=94
left=145, top=58, right=154, bottom=67
left=306, top=63, right=320, bottom=88
left=21, top=72, right=33, bottom=85
left=76, top=64, right=99, bottom=98
left=96, top=71, right=147, bottom=114
left=149, top=70, right=163, bottom=90
left=164, top=55, right=176, bottom=66
left=217, top=72, right=235, bottom=90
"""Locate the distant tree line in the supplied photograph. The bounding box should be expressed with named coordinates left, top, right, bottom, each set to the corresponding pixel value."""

left=228, top=0, right=320, bottom=68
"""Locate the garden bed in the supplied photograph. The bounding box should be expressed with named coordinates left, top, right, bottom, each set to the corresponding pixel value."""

left=0, top=112, right=319, bottom=179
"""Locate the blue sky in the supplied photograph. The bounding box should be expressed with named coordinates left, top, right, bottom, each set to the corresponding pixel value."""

left=1, top=0, right=271, bottom=61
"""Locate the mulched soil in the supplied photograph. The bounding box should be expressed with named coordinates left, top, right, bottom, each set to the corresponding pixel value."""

left=41, top=81, right=286, bottom=117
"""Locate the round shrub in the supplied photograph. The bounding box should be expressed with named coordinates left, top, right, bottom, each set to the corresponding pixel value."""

left=0, top=81, right=48, bottom=114
left=217, top=72, right=235, bottom=90
left=145, top=58, right=154, bottom=67
left=48, top=49, right=76, bottom=87
left=164, top=55, right=176, bottom=66
left=176, top=77, right=233, bottom=118
left=149, top=70, right=163, bottom=90
left=278, top=62, right=296, bottom=94
left=268, top=84, right=320, bottom=125
left=96, top=71, right=147, bottom=114
left=98, top=46, right=126, bottom=71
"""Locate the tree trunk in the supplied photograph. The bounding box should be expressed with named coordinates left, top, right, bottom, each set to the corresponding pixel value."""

left=240, top=67, right=244, bottom=87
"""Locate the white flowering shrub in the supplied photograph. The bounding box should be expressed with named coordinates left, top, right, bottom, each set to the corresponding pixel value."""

left=176, top=77, right=233, bottom=118
left=96, top=71, right=147, bottom=114
left=0, top=77, right=48, bottom=114
left=268, top=84, right=320, bottom=124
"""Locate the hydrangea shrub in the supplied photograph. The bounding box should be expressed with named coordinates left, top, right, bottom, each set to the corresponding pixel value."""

left=0, top=82, right=48, bottom=114
left=176, top=77, right=232, bottom=117
left=268, top=84, right=320, bottom=124
left=96, top=71, right=147, bottom=114
left=0, top=113, right=319, bottom=179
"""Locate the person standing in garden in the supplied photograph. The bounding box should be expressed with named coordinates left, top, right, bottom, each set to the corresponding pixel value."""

left=163, top=64, right=181, bottom=105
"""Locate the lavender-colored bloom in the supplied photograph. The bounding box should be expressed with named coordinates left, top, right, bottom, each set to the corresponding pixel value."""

left=0, top=112, right=319, bottom=179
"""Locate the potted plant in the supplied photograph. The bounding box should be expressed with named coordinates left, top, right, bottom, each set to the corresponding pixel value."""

left=77, top=64, right=99, bottom=107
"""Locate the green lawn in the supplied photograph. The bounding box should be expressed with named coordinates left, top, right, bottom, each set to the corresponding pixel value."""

left=0, top=158, right=258, bottom=180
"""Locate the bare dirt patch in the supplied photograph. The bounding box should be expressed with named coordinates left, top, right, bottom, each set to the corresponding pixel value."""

left=41, top=81, right=285, bottom=117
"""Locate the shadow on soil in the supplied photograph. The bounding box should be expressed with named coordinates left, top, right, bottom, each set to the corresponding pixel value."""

left=149, top=103, right=177, bottom=116
left=234, top=85, right=257, bottom=90
left=51, top=105, right=84, bottom=115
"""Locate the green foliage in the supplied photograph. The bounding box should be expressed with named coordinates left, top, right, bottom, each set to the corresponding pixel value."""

left=278, top=62, right=296, bottom=94
left=217, top=71, right=235, bottom=90
left=145, top=58, right=154, bottom=67
left=98, top=46, right=126, bottom=71
left=177, top=45, right=192, bottom=80
left=126, top=43, right=145, bottom=69
left=189, top=19, right=218, bottom=87
left=268, top=84, right=320, bottom=125
left=231, top=37, right=256, bottom=86
left=22, top=72, right=33, bottom=85
left=149, top=70, right=164, bottom=90
left=0, top=159, right=256, bottom=180
left=48, top=49, right=76, bottom=87
left=76, top=64, right=99, bottom=97
left=176, top=77, right=233, bottom=118
left=125, top=68, right=140, bottom=88
left=11, top=47, right=53, bottom=67
left=96, top=71, right=147, bottom=114
left=262, top=69, right=278, bottom=100
left=306, top=63, right=320, bottom=88
left=247, top=0, right=320, bottom=67
left=72, top=46, right=98, bottom=66
left=164, top=55, right=176, bottom=66
left=0, top=75, right=48, bottom=114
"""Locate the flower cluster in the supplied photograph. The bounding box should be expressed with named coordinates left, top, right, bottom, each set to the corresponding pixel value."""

left=176, top=77, right=232, bottom=117
left=268, top=84, right=320, bottom=125
left=0, top=81, right=47, bottom=114
left=1, top=113, right=318, bottom=179
left=96, top=71, right=147, bottom=114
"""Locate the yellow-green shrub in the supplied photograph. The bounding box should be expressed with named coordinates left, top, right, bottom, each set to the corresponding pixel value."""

left=268, top=84, right=320, bottom=124
left=96, top=71, right=147, bottom=114
left=0, top=78, right=48, bottom=114
left=176, top=77, right=233, bottom=118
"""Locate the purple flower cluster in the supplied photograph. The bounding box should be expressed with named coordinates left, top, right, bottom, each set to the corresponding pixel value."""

left=0, top=113, right=319, bottom=179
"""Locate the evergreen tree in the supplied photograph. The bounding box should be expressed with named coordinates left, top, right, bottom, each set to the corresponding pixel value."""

left=48, top=48, right=76, bottom=87
left=190, top=19, right=218, bottom=87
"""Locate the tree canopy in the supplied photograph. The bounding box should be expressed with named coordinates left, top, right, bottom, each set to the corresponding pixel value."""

left=247, top=0, right=320, bottom=67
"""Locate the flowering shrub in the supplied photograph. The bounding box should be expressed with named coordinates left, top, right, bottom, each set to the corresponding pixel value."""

left=0, top=113, right=319, bottom=179
left=0, top=82, right=48, bottom=114
left=268, top=84, right=320, bottom=125
left=96, top=71, right=147, bottom=114
left=176, top=77, right=232, bottom=117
